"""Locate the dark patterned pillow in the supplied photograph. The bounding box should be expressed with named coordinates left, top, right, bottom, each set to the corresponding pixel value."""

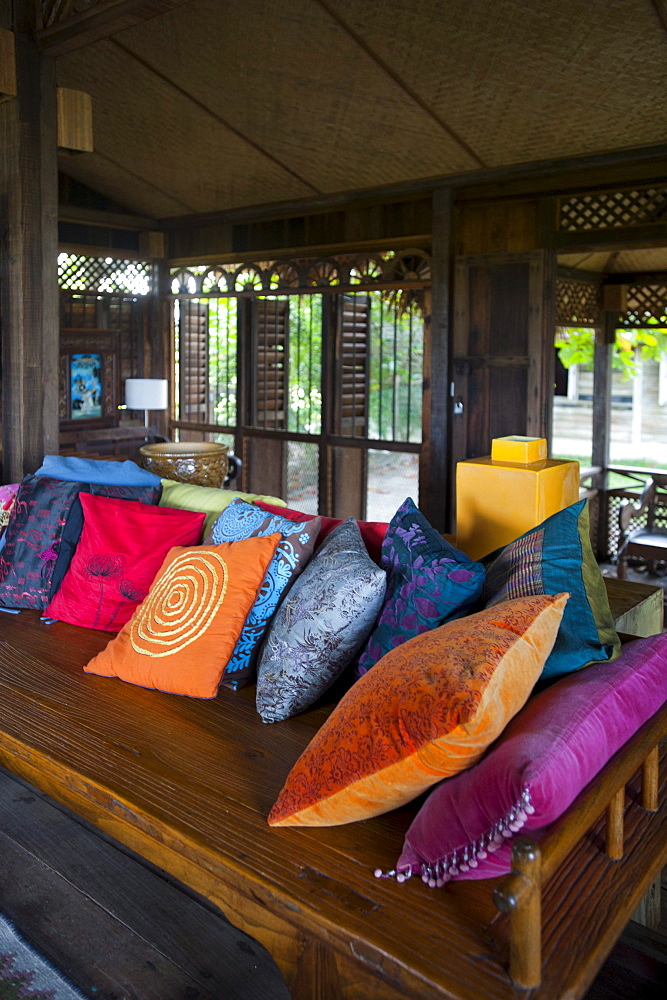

left=49, top=481, right=161, bottom=597
left=0, top=476, right=81, bottom=610
left=356, top=497, right=485, bottom=676
left=256, top=519, right=387, bottom=723
left=208, top=499, right=321, bottom=689
left=0, top=475, right=161, bottom=611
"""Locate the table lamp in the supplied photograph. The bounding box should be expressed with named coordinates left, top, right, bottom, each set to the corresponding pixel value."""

left=125, top=378, right=168, bottom=428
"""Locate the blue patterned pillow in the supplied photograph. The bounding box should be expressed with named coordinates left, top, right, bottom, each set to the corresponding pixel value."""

left=256, top=519, right=387, bottom=722
left=209, top=499, right=321, bottom=689
left=356, top=497, right=485, bottom=675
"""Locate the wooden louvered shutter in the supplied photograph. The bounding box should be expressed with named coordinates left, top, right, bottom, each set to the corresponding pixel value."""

left=178, top=299, right=209, bottom=424
left=244, top=298, right=289, bottom=498
left=335, top=294, right=369, bottom=437
left=330, top=294, right=369, bottom=518
left=251, top=299, right=289, bottom=429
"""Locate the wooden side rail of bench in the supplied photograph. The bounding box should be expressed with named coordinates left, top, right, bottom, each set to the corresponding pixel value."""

left=494, top=703, right=667, bottom=991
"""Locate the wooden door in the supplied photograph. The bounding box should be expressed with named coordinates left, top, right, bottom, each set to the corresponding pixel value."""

left=450, top=250, right=555, bottom=515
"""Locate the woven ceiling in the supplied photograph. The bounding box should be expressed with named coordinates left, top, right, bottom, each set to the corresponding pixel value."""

left=55, top=0, right=667, bottom=219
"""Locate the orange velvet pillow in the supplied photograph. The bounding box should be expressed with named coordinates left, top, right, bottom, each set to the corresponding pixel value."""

left=268, top=592, right=568, bottom=826
left=84, top=535, right=281, bottom=698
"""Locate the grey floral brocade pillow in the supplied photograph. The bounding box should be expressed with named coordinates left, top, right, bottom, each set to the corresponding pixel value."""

left=256, top=519, right=387, bottom=723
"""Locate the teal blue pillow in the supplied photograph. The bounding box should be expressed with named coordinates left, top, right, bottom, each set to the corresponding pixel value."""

left=356, top=497, right=485, bottom=675
left=484, top=499, right=620, bottom=681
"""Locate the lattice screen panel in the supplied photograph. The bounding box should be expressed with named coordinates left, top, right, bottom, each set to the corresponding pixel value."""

left=556, top=279, right=600, bottom=326
left=58, top=254, right=150, bottom=295
left=622, top=284, right=667, bottom=327
left=558, top=186, right=667, bottom=232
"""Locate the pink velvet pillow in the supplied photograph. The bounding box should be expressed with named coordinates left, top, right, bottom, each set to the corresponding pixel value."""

left=46, top=494, right=205, bottom=631
left=255, top=501, right=388, bottom=564
left=389, top=634, right=667, bottom=886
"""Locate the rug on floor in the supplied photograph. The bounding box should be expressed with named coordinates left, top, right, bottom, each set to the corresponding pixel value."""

left=0, top=914, right=89, bottom=1000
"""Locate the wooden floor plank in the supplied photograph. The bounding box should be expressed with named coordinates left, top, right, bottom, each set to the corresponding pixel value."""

left=0, top=767, right=290, bottom=1000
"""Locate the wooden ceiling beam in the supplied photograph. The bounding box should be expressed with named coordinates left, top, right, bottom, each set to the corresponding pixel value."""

left=58, top=203, right=157, bottom=230
left=160, top=142, right=667, bottom=231
left=37, top=0, right=196, bottom=56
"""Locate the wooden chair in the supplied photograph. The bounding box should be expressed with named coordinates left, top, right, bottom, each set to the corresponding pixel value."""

left=617, top=473, right=667, bottom=579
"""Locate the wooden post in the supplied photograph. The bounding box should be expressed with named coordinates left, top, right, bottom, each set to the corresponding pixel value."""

left=605, top=787, right=625, bottom=859
left=642, top=745, right=659, bottom=812
left=0, top=1, right=59, bottom=481
left=591, top=313, right=615, bottom=558
left=422, top=186, right=452, bottom=532
left=493, top=838, right=543, bottom=989
left=145, top=256, right=171, bottom=439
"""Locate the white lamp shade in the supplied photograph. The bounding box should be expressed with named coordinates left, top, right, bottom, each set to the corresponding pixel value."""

left=125, top=378, right=168, bottom=411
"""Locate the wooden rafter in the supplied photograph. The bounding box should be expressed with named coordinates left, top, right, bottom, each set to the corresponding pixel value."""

left=652, top=0, right=667, bottom=35
left=315, top=0, right=486, bottom=170
left=37, top=0, right=197, bottom=56
left=110, top=37, right=323, bottom=195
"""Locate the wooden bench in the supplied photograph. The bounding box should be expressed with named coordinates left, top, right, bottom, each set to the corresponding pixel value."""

left=0, top=608, right=665, bottom=1000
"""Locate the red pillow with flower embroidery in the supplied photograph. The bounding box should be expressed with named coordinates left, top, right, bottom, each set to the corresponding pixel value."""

left=46, top=494, right=205, bottom=631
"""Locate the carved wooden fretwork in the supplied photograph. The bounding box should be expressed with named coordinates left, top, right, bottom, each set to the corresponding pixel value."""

left=556, top=278, right=601, bottom=326
left=170, top=249, right=432, bottom=296
left=622, top=284, right=667, bottom=328
left=558, top=185, right=667, bottom=232
left=58, top=253, right=150, bottom=295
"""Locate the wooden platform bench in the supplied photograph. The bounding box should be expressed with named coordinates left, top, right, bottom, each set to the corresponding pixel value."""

left=0, top=609, right=665, bottom=1000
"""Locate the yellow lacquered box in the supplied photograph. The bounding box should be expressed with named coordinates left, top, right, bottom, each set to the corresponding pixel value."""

left=456, top=439, right=579, bottom=561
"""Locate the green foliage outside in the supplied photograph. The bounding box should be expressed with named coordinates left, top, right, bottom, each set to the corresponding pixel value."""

left=368, top=297, right=423, bottom=443
left=203, top=292, right=424, bottom=443
left=555, top=321, right=667, bottom=378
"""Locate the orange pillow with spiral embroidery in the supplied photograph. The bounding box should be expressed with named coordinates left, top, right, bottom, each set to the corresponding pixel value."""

left=269, top=593, right=569, bottom=826
left=84, top=535, right=281, bottom=698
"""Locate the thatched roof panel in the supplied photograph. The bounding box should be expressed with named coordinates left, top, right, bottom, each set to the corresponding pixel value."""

left=53, top=0, right=667, bottom=219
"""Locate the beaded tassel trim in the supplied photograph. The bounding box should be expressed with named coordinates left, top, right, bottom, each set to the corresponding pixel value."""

left=375, top=787, right=535, bottom=888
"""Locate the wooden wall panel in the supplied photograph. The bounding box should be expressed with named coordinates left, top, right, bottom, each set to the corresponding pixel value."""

left=0, top=6, right=59, bottom=480
left=166, top=197, right=432, bottom=261
left=455, top=198, right=541, bottom=255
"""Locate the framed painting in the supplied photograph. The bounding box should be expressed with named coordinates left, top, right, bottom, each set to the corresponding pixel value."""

left=60, top=334, right=118, bottom=430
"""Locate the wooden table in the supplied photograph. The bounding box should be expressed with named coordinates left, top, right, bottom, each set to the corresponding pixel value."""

left=604, top=576, right=664, bottom=637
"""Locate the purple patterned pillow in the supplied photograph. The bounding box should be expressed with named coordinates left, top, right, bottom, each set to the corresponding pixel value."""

left=356, top=497, right=485, bottom=675
left=389, top=635, right=667, bottom=887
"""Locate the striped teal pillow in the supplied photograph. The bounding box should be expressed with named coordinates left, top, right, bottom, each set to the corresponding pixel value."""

left=484, top=499, right=620, bottom=681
